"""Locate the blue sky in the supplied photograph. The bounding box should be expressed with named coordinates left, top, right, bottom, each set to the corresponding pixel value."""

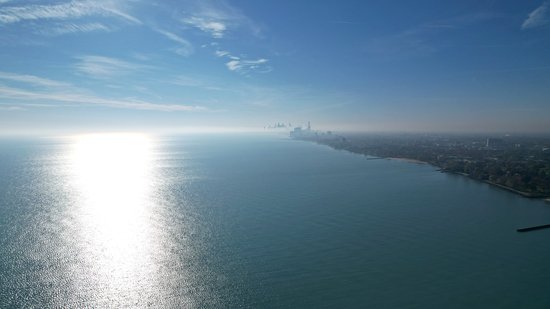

left=0, top=0, right=549, bottom=134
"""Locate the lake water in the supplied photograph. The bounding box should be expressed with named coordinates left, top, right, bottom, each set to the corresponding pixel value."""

left=1, top=133, right=550, bottom=308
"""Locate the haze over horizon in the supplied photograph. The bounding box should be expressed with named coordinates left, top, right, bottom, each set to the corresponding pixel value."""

left=1, top=0, right=549, bottom=135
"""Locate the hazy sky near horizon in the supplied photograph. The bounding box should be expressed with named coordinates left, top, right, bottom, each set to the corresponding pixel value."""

left=0, top=0, right=549, bottom=134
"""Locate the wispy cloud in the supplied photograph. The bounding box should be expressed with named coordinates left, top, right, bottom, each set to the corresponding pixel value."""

left=154, top=28, right=194, bottom=56
left=0, top=105, right=25, bottom=111
left=0, top=84, right=204, bottom=112
left=38, top=22, right=111, bottom=36
left=101, top=4, right=142, bottom=25
left=0, top=0, right=141, bottom=25
left=183, top=16, right=226, bottom=38
left=215, top=50, right=230, bottom=57
left=522, top=1, right=549, bottom=29
left=0, top=71, right=205, bottom=112
left=179, top=0, right=260, bottom=38
left=74, top=55, right=149, bottom=79
left=213, top=49, right=270, bottom=73
left=0, top=71, right=71, bottom=87
left=226, top=58, right=269, bottom=73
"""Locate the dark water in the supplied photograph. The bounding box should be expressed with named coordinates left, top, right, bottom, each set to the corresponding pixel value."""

left=1, top=134, right=550, bottom=308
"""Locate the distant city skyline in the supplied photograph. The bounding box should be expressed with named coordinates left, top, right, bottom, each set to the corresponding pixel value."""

left=0, top=0, right=549, bottom=135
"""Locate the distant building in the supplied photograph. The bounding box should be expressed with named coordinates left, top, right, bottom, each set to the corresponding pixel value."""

left=290, top=121, right=314, bottom=138
left=291, top=126, right=302, bottom=135
left=486, top=138, right=504, bottom=148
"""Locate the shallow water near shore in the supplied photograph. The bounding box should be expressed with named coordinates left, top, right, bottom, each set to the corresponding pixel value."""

left=1, top=134, right=550, bottom=308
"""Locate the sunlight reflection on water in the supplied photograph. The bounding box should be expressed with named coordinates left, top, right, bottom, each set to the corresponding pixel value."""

left=66, top=133, right=187, bottom=306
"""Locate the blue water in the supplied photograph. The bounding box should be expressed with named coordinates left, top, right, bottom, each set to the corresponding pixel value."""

left=1, top=134, right=550, bottom=308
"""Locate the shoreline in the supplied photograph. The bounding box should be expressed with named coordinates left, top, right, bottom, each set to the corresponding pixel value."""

left=439, top=170, right=541, bottom=197
left=387, top=157, right=428, bottom=165
left=299, top=137, right=550, bottom=202
left=483, top=180, right=545, bottom=198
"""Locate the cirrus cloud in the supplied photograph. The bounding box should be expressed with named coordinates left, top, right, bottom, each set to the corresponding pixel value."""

left=0, top=0, right=141, bottom=25
left=522, top=2, right=549, bottom=29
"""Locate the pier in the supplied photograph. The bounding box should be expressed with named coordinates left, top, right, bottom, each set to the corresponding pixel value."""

left=517, top=224, right=550, bottom=233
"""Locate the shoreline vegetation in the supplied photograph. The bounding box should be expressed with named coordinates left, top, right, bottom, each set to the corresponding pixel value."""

left=290, top=130, right=550, bottom=201
left=390, top=157, right=543, bottom=199
left=393, top=158, right=545, bottom=199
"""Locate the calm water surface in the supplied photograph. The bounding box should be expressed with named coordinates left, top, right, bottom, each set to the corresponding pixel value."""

left=1, top=134, right=550, bottom=308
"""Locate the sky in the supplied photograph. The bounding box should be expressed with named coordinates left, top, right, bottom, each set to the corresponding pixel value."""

left=0, top=0, right=549, bottom=134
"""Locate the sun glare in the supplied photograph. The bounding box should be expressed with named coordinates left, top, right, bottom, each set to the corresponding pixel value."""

left=71, top=133, right=153, bottom=219
left=68, top=133, right=160, bottom=300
